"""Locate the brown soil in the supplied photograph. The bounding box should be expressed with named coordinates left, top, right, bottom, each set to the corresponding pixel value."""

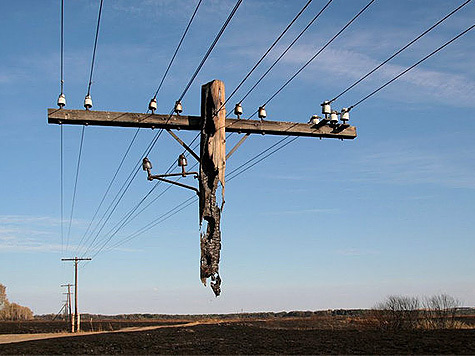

left=1, top=319, right=475, bottom=355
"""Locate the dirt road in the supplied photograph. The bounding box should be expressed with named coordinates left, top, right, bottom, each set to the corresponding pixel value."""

left=0, top=321, right=201, bottom=345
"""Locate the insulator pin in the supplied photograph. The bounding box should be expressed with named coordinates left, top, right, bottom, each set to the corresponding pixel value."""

left=309, top=115, right=320, bottom=125
left=330, top=110, right=339, bottom=124
left=149, top=98, right=157, bottom=113
left=321, top=100, right=331, bottom=115
left=341, top=107, right=350, bottom=123
left=258, top=105, right=267, bottom=119
left=57, top=93, right=66, bottom=108
left=174, top=101, right=183, bottom=114
left=84, top=95, right=93, bottom=110
left=234, top=103, right=243, bottom=117
left=142, top=157, right=152, bottom=171
left=177, top=153, right=188, bottom=167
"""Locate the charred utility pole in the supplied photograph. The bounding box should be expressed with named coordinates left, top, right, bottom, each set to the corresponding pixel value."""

left=49, top=80, right=356, bottom=296
left=61, top=283, right=74, bottom=332
left=61, top=257, right=91, bottom=332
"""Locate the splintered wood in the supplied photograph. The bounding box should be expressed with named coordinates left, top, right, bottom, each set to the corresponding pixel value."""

left=199, top=80, right=226, bottom=296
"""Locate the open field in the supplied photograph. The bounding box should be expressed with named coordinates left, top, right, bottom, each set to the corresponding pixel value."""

left=1, top=315, right=475, bottom=354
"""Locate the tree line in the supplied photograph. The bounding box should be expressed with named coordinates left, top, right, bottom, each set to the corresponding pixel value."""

left=0, top=283, right=33, bottom=321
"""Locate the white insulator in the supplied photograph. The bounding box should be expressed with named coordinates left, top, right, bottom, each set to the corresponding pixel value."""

left=258, top=105, right=267, bottom=119
left=321, top=100, right=331, bottom=115
left=178, top=153, right=188, bottom=167
left=330, top=110, right=339, bottom=124
left=234, top=103, right=243, bottom=117
left=84, top=95, right=93, bottom=110
left=149, top=98, right=157, bottom=112
left=341, top=107, right=350, bottom=123
left=309, top=115, right=320, bottom=125
left=57, top=93, right=66, bottom=108
left=142, top=157, right=152, bottom=171
left=174, top=100, right=183, bottom=114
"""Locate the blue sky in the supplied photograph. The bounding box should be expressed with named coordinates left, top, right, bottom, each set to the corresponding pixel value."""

left=1, top=0, right=474, bottom=315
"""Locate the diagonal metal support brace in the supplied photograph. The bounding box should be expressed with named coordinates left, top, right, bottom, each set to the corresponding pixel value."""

left=226, top=133, right=250, bottom=160
left=148, top=175, right=199, bottom=194
left=166, top=129, right=200, bottom=163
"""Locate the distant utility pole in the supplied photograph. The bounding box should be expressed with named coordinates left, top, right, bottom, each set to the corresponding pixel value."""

left=61, top=283, right=74, bottom=332
left=50, top=80, right=356, bottom=296
left=61, top=257, right=91, bottom=332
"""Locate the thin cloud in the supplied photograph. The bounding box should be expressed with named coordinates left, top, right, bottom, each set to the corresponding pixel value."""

left=350, top=140, right=475, bottom=189
left=279, top=44, right=475, bottom=107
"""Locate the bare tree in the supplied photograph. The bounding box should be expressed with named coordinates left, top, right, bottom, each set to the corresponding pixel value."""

left=422, top=294, right=460, bottom=329
left=372, top=295, right=420, bottom=330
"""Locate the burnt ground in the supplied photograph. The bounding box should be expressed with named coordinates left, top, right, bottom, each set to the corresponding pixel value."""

left=0, top=320, right=183, bottom=335
left=1, top=319, right=475, bottom=355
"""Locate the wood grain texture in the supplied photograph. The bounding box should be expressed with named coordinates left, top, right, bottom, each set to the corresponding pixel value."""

left=48, top=109, right=356, bottom=139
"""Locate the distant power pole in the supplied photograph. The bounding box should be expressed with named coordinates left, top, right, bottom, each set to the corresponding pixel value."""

left=61, top=257, right=91, bottom=332
left=61, top=283, right=74, bottom=332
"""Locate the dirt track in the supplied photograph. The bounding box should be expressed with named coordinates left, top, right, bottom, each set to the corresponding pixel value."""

left=0, top=321, right=200, bottom=345
left=1, top=320, right=475, bottom=355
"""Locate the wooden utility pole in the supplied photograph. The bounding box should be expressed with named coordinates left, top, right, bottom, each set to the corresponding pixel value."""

left=50, top=80, right=356, bottom=296
left=61, top=283, right=74, bottom=332
left=61, top=257, right=91, bottom=332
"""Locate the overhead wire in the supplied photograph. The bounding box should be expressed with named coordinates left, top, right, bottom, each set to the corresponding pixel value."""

left=65, top=125, right=85, bottom=252
left=60, top=0, right=64, bottom=95
left=85, top=142, right=202, bottom=258
left=80, top=0, right=244, bottom=257
left=104, top=196, right=197, bottom=253
left=89, top=0, right=377, bottom=255
left=261, top=0, right=376, bottom=112
left=237, top=0, right=335, bottom=106
left=177, top=0, right=243, bottom=103
left=87, top=2, right=473, bottom=257
left=220, top=0, right=316, bottom=110
left=74, top=128, right=140, bottom=254
left=102, top=135, right=298, bottom=253
left=349, top=22, right=475, bottom=109
left=60, top=125, right=64, bottom=254
left=330, top=0, right=472, bottom=103
left=86, top=0, right=104, bottom=96
left=153, top=0, right=204, bottom=99
left=78, top=129, right=164, bottom=257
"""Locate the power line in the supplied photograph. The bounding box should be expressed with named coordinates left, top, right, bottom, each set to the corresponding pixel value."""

left=60, top=125, right=64, bottom=254
left=330, top=0, right=472, bottom=103
left=221, top=0, right=316, bottom=110
left=238, top=0, right=334, bottom=105
left=103, top=4, right=473, bottom=256
left=262, top=0, right=376, bottom=110
left=60, top=0, right=64, bottom=95
left=79, top=129, right=164, bottom=257
left=177, top=0, right=243, bottom=102
left=80, top=0, right=243, bottom=257
left=101, top=135, right=299, bottom=254
left=65, top=125, right=85, bottom=252
left=241, top=0, right=376, bottom=122
left=153, top=0, right=204, bottom=99
left=89, top=144, right=202, bottom=258
left=100, top=1, right=376, bottom=253
left=74, top=128, right=140, bottom=254
left=86, top=0, right=104, bottom=96
left=349, top=22, right=475, bottom=109
left=84, top=152, right=194, bottom=258
left=87, top=0, right=244, bottom=250
left=80, top=0, right=203, bottom=254
left=104, top=196, right=197, bottom=254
